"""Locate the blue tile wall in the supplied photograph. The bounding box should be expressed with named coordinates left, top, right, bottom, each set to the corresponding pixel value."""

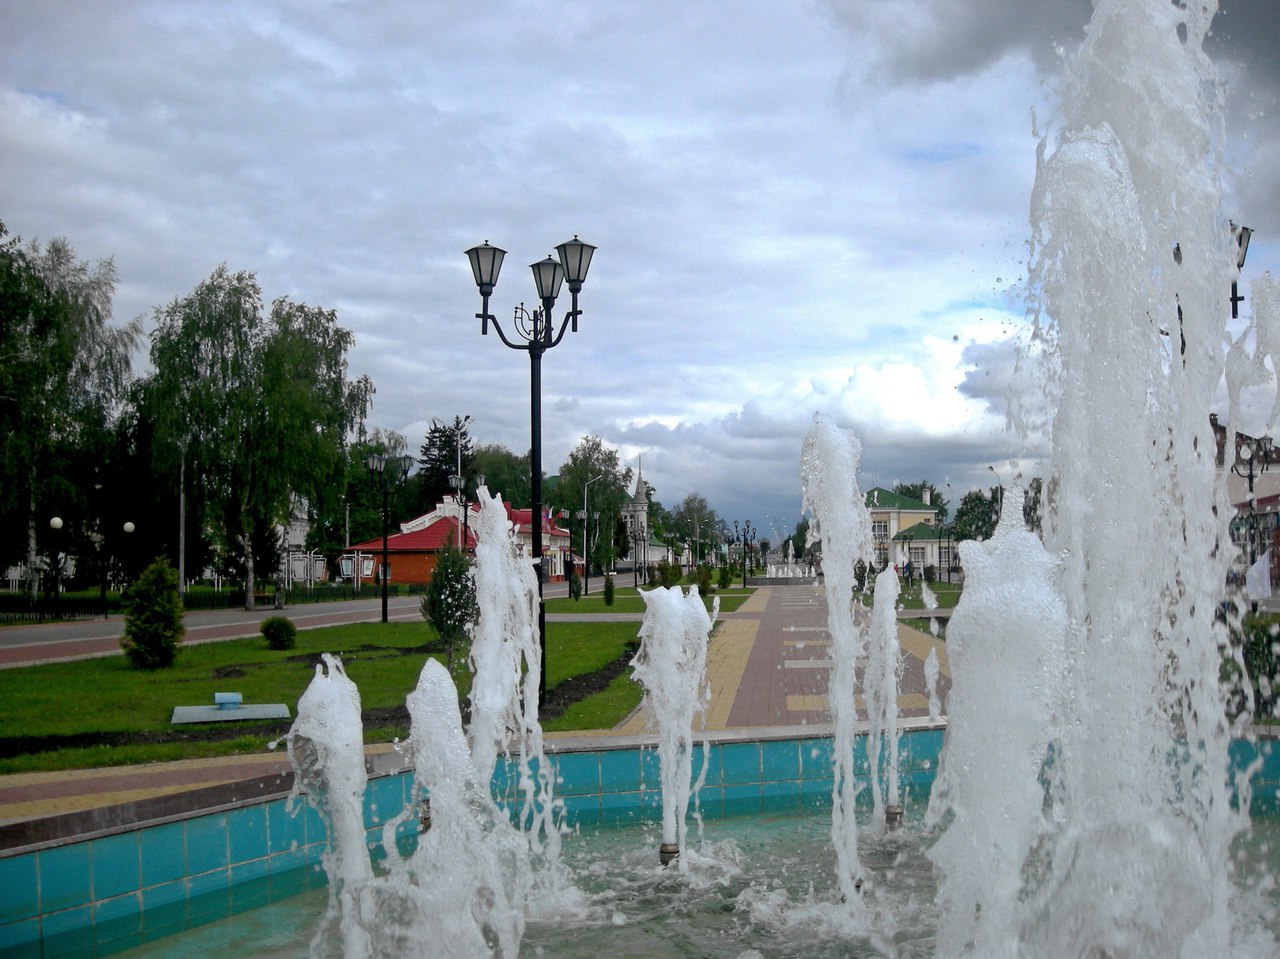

left=7, top=727, right=1275, bottom=959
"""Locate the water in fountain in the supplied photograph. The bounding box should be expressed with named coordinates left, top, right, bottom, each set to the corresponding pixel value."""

left=925, top=484, right=1067, bottom=958
left=800, top=411, right=876, bottom=908
left=286, top=655, right=373, bottom=958
left=864, top=566, right=903, bottom=832
left=630, top=584, right=717, bottom=869
left=467, top=487, right=566, bottom=888
left=927, top=0, right=1274, bottom=954
left=284, top=489, right=573, bottom=957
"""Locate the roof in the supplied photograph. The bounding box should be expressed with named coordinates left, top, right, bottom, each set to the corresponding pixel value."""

left=892, top=521, right=943, bottom=542
left=865, top=487, right=938, bottom=514
left=349, top=516, right=476, bottom=553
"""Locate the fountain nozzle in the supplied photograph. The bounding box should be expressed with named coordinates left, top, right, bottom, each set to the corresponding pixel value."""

left=885, top=804, right=904, bottom=831
left=659, top=842, right=680, bottom=866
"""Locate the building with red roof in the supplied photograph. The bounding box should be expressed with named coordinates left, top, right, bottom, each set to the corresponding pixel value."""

left=338, top=497, right=573, bottom=588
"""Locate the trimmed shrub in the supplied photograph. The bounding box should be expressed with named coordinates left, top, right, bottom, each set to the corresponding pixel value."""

left=121, top=557, right=184, bottom=669
left=568, top=570, right=583, bottom=601
left=261, top=616, right=297, bottom=650
left=696, top=563, right=713, bottom=595
left=718, top=564, right=732, bottom=590
left=603, top=573, right=615, bottom=606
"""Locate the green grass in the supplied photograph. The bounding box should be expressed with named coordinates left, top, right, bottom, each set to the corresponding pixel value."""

left=546, top=584, right=753, bottom=615
left=0, top=618, right=645, bottom=773
left=896, top=580, right=962, bottom=610
left=542, top=672, right=643, bottom=732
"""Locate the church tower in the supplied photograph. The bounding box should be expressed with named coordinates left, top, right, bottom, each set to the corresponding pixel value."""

left=622, top=459, right=650, bottom=569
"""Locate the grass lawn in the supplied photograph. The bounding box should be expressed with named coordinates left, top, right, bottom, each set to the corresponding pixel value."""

left=546, top=584, right=753, bottom=615
left=0, top=618, right=642, bottom=774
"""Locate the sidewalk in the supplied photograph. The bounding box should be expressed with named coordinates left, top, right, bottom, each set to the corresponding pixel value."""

left=0, top=584, right=951, bottom=845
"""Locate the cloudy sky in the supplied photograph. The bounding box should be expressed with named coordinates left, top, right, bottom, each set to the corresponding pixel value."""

left=3, top=0, right=1278, bottom=535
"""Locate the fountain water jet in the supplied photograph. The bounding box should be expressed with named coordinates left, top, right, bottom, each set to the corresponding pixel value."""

left=630, top=584, right=716, bottom=867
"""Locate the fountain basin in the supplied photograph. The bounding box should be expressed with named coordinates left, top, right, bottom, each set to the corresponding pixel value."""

left=1, top=724, right=1276, bottom=957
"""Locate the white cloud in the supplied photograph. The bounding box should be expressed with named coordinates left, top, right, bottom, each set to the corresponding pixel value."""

left=2, top=0, right=1276, bottom=525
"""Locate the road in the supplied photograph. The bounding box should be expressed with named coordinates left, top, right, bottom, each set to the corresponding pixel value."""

left=0, top=580, right=575, bottom=669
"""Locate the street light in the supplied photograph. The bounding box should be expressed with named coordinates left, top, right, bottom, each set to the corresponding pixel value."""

left=466, top=236, right=596, bottom=706
left=577, top=474, right=603, bottom=595
left=1232, top=432, right=1274, bottom=568
left=734, top=519, right=756, bottom=589
left=367, top=452, right=414, bottom=623
left=1231, top=221, right=1252, bottom=320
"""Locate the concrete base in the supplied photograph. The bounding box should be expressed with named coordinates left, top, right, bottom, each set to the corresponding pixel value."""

left=171, top=704, right=290, bottom=724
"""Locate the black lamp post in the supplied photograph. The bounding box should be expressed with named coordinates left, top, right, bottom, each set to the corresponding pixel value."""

left=367, top=452, right=414, bottom=623
left=466, top=236, right=595, bottom=706
left=1232, top=433, right=1274, bottom=567
left=735, top=519, right=756, bottom=589
left=1231, top=221, right=1252, bottom=320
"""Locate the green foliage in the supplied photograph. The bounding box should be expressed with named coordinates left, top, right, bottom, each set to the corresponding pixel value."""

left=718, top=563, right=732, bottom=590
left=121, top=557, right=184, bottom=669
left=696, top=563, right=713, bottom=595
left=551, top=435, right=634, bottom=575
left=568, top=569, right=583, bottom=601
left=854, top=559, right=868, bottom=593
left=656, top=558, right=681, bottom=588
left=952, top=489, right=998, bottom=542
left=473, top=443, right=531, bottom=507
left=1241, top=616, right=1280, bottom=717
left=603, top=573, right=615, bottom=606
left=0, top=225, right=140, bottom=595
left=415, top=415, right=475, bottom=514
left=421, top=541, right=477, bottom=666
left=148, top=266, right=371, bottom=608
left=261, top=615, right=297, bottom=650
left=892, top=480, right=949, bottom=521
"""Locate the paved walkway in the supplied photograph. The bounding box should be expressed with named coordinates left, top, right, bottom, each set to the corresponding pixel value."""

left=0, top=584, right=951, bottom=840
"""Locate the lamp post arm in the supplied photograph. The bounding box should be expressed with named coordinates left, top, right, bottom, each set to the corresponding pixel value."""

left=486, top=315, right=531, bottom=352
left=546, top=308, right=581, bottom=351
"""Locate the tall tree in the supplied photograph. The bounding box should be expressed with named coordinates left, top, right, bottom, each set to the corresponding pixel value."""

left=893, top=480, right=949, bottom=522
left=670, top=492, right=720, bottom=564
left=149, top=266, right=371, bottom=608
left=0, top=224, right=140, bottom=599
left=415, top=415, right=475, bottom=513
left=552, top=436, right=633, bottom=574
left=951, top=488, right=998, bottom=543
left=472, top=443, right=531, bottom=507
left=310, top=428, right=408, bottom=561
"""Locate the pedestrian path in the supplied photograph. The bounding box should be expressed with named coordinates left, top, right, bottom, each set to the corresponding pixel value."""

left=0, top=583, right=951, bottom=835
left=609, top=584, right=950, bottom=734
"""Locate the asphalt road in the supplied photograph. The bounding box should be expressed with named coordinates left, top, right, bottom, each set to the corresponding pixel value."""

left=0, top=580, right=575, bottom=668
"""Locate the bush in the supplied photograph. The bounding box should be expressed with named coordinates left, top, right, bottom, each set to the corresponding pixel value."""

left=603, top=574, right=615, bottom=606
left=261, top=616, right=297, bottom=650
left=422, top=541, right=477, bottom=667
left=924, top=564, right=936, bottom=584
left=718, top=564, right=732, bottom=590
left=568, top=570, right=582, bottom=601
left=121, top=557, right=184, bottom=669
left=657, top=559, right=681, bottom=588
left=1241, top=615, right=1280, bottom=718
left=696, top=563, right=713, bottom=595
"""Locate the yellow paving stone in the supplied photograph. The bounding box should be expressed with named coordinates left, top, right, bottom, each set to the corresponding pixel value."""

left=787, top=694, right=829, bottom=712
left=0, top=784, right=234, bottom=823
left=614, top=617, right=759, bottom=734
left=735, top=587, right=772, bottom=613
left=787, top=692, right=931, bottom=714
left=896, top=624, right=950, bottom=677
left=704, top=618, right=757, bottom=730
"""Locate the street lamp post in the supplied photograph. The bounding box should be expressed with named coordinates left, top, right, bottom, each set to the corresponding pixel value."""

left=466, top=236, right=595, bottom=706
left=367, top=452, right=414, bottom=623
left=578, top=473, right=603, bottom=595
left=1232, top=433, right=1274, bottom=567
left=734, top=519, right=756, bottom=589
